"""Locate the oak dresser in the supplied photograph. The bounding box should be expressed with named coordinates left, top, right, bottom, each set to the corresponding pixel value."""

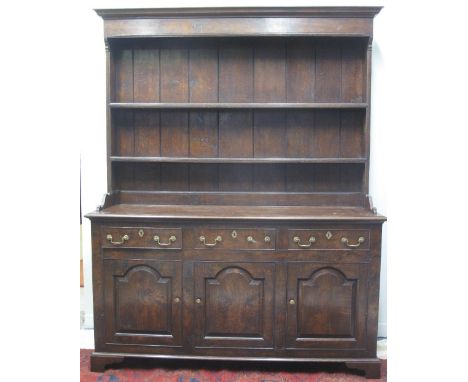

left=86, top=7, right=386, bottom=379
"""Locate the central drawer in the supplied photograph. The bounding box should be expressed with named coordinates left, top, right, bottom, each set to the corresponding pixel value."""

left=190, top=228, right=276, bottom=250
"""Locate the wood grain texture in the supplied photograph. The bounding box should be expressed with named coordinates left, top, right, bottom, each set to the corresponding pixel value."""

left=219, top=111, right=253, bottom=157
left=189, top=47, right=218, bottom=102
left=189, top=111, right=218, bottom=157
left=133, top=49, right=159, bottom=102
left=194, top=262, right=275, bottom=348
left=87, top=204, right=386, bottom=221
left=219, top=44, right=253, bottom=102
left=160, top=111, right=189, bottom=157
left=160, top=48, right=189, bottom=102
left=134, top=111, right=160, bottom=156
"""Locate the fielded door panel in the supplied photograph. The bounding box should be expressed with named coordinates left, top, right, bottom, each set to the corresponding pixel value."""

left=103, top=259, right=183, bottom=347
left=193, top=261, right=275, bottom=349
left=286, top=262, right=368, bottom=350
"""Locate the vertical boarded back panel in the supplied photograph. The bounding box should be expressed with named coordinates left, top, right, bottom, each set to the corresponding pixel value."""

left=219, top=164, right=253, bottom=191
left=340, top=111, right=364, bottom=158
left=286, top=41, right=315, bottom=102
left=190, top=164, right=218, bottom=191
left=219, top=111, right=253, bottom=157
left=189, top=112, right=218, bottom=157
left=286, top=111, right=314, bottom=158
left=133, top=163, right=160, bottom=190
left=313, top=111, right=340, bottom=158
left=341, top=43, right=365, bottom=102
left=315, top=42, right=341, bottom=102
left=341, top=164, right=364, bottom=192
left=189, top=48, right=218, bottom=102
left=114, top=163, right=134, bottom=190
left=160, top=48, right=189, bottom=102
left=254, top=42, right=286, bottom=102
left=254, top=164, right=286, bottom=191
left=160, top=111, right=189, bottom=157
left=114, top=110, right=134, bottom=156
left=114, top=49, right=133, bottom=102
left=313, top=164, right=340, bottom=192
left=134, top=111, right=160, bottom=156
left=133, top=49, right=159, bottom=102
left=219, top=45, right=253, bottom=102
left=160, top=163, right=189, bottom=191
left=254, top=111, right=286, bottom=157
left=286, top=164, right=314, bottom=192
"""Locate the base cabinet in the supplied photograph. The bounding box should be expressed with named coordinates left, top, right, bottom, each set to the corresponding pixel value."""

left=91, top=221, right=382, bottom=379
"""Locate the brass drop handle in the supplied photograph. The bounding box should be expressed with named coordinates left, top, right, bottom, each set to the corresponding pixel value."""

left=341, top=236, right=365, bottom=248
left=293, top=236, right=316, bottom=248
left=199, top=235, right=222, bottom=247
left=247, top=235, right=257, bottom=243
left=153, top=235, right=176, bottom=247
left=106, top=234, right=129, bottom=245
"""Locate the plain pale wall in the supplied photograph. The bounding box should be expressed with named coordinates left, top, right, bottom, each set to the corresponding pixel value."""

left=81, top=0, right=389, bottom=337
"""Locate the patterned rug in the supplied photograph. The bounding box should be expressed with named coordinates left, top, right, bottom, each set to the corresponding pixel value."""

left=80, top=349, right=386, bottom=382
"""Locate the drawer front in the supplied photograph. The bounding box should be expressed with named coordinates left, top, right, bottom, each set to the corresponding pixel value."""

left=191, top=228, right=276, bottom=250
left=287, top=229, right=370, bottom=250
left=102, top=227, right=182, bottom=249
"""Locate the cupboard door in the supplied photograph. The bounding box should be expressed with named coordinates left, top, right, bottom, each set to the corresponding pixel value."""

left=286, top=262, right=368, bottom=350
left=194, top=262, right=275, bottom=349
left=103, top=259, right=182, bottom=347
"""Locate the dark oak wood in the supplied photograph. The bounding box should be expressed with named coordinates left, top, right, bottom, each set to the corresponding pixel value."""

left=90, top=353, right=124, bottom=372
left=88, top=204, right=385, bottom=222
left=346, top=360, right=382, bottom=379
left=88, top=7, right=385, bottom=378
left=110, top=156, right=367, bottom=164
left=110, top=102, right=368, bottom=109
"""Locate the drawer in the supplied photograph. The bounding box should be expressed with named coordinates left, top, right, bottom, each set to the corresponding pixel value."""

left=102, top=227, right=182, bottom=249
left=192, top=228, right=276, bottom=250
left=287, top=229, right=370, bottom=250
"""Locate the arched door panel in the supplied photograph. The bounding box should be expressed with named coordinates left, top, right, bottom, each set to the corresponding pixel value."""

left=286, top=262, right=368, bottom=350
left=194, top=262, right=275, bottom=349
left=103, top=259, right=182, bottom=347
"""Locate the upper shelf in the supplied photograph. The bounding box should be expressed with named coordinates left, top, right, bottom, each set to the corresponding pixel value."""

left=110, top=102, right=368, bottom=110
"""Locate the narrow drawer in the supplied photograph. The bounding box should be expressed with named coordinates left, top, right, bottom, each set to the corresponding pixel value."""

left=192, top=228, right=276, bottom=250
left=287, top=229, right=370, bottom=250
left=102, top=227, right=182, bottom=249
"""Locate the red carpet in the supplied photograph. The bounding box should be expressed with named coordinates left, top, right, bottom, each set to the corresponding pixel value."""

left=80, top=349, right=386, bottom=381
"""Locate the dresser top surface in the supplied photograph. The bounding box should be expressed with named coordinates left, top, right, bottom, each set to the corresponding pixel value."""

left=86, top=204, right=386, bottom=222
